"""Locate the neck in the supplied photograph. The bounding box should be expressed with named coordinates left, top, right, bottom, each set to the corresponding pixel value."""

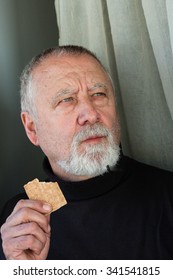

left=50, top=161, right=94, bottom=182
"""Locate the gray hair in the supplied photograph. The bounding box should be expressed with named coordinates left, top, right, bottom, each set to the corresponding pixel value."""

left=20, top=45, right=110, bottom=117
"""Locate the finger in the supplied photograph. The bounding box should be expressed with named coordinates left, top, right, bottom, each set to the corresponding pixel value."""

left=3, top=234, right=48, bottom=258
left=11, top=199, right=52, bottom=215
left=2, top=221, right=50, bottom=246
left=4, top=208, right=51, bottom=234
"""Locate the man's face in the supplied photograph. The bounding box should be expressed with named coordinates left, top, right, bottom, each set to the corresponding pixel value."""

left=23, top=54, right=120, bottom=181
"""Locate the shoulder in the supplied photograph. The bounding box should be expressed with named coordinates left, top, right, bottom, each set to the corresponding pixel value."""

left=125, top=155, right=173, bottom=179
left=124, top=156, right=173, bottom=199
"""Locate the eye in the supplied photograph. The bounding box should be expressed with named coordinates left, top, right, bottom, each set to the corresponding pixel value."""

left=91, top=92, right=108, bottom=99
left=91, top=92, right=108, bottom=106
left=58, top=96, right=76, bottom=104
left=92, top=92, right=107, bottom=97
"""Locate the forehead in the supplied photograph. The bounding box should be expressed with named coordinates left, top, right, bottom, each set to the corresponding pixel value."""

left=32, top=54, right=110, bottom=86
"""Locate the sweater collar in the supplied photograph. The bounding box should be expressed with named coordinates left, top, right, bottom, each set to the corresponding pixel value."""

left=43, top=154, right=129, bottom=202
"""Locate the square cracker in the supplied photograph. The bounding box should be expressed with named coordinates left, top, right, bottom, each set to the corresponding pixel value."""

left=24, top=178, right=67, bottom=213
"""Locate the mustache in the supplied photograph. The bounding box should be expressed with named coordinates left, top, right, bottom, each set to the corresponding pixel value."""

left=73, top=123, right=110, bottom=143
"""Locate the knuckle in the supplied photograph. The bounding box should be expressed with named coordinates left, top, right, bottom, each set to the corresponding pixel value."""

left=0, top=224, right=5, bottom=234
left=16, top=199, right=27, bottom=208
left=0, top=223, right=8, bottom=236
left=26, top=235, right=35, bottom=247
left=19, top=207, right=30, bottom=219
left=17, top=234, right=35, bottom=249
left=28, top=221, right=38, bottom=232
left=41, top=233, right=47, bottom=244
left=17, top=221, right=37, bottom=232
left=2, top=237, right=12, bottom=256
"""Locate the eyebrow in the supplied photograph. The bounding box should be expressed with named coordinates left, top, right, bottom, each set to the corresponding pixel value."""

left=50, top=88, right=75, bottom=106
left=88, top=82, right=108, bottom=91
left=50, top=82, right=108, bottom=106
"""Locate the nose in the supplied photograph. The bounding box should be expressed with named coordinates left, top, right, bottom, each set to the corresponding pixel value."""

left=77, top=98, right=100, bottom=126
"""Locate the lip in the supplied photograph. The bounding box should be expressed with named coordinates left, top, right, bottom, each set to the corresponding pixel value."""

left=81, top=135, right=106, bottom=144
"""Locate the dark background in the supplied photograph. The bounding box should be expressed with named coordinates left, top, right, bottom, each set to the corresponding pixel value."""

left=0, top=0, right=58, bottom=213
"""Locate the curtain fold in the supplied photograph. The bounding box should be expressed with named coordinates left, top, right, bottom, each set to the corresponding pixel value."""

left=167, top=0, right=173, bottom=53
left=142, top=0, right=173, bottom=121
left=54, top=0, right=173, bottom=171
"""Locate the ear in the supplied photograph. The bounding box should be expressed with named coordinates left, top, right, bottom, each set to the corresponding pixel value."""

left=21, top=112, right=39, bottom=146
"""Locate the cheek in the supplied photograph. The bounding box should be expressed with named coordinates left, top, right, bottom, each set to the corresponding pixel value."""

left=101, top=105, right=120, bottom=142
left=101, top=104, right=118, bottom=127
left=35, top=118, right=74, bottom=158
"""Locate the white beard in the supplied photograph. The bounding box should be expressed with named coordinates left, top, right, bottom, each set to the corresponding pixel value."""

left=57, top=123, right=120, bottom=177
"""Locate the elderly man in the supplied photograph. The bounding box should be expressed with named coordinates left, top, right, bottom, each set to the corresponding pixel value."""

left=0, top=45, right=173, bottom=260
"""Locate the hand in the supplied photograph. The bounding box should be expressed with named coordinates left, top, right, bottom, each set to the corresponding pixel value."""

left=0, top=199, right=52, bottom=260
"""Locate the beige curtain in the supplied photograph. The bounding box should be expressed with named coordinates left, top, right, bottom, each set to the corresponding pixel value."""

left=54, top=0, right=173, bottom=171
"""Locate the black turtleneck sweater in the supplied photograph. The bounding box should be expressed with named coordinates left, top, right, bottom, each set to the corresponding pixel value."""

left=1, top=155, right=173, bottom=259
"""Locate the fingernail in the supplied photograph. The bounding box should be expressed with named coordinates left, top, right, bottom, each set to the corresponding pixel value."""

left=43, top=203, right=52, bottom=212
